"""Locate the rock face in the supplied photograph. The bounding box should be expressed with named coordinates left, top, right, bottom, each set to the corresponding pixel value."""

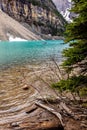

left=52, top=0, right=71, bottom=13
left=52, top=0, right=73, bottom=22
left=0, top=0, right=66, bottom=36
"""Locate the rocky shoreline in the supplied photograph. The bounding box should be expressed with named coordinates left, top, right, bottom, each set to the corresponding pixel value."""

left=0, top=63, right=87, bottom=130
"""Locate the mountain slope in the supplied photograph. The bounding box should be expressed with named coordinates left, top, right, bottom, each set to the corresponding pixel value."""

left=0, top=0, right=66, bottom=38
left=0, top=9, right=41, bottom=41
left=52, top=0, right=72, bottom=22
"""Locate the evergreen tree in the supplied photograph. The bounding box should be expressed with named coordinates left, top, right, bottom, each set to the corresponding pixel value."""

left=63, top=0, right=87, bottom=74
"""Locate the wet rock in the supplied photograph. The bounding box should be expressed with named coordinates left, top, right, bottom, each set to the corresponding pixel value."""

left=43, top=125, right=64, bottom=130
left=26, top=105, right=38, bottom=114
left=23, top=85, right=29, bottom=90
left=0, top=90, right=6, bottom=94
left=11, top=122, right=19, bottom=127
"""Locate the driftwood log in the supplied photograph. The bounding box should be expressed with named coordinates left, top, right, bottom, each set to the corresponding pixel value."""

left=36, top=97, right=77, bottom=119
left=35, top=101, right=64, bottom=126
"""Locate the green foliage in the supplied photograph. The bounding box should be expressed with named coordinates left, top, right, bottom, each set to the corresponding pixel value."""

left=63, top=40, right=87, bottom=66
left=27, top=0, right=50, bottom=10
left=52, top=75, right=87, bottom=93
left=52, top=0, right=87, bottom=96
left=79, top=87, right=87, bottom=96
left=63, top=0, right=87, bottom=73
left=27, top=0, right=41, bottom=6
left=54, top=9, right=67, bottom=24
left=48, top=25, right=61, bottom=36
left=37, top=21, right=44, bottom=26
left=82, top=103, right=87, bottom=108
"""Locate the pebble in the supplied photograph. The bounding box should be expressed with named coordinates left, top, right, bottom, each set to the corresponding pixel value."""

left=11, top=122, right=19, bottom=127
left=23, top=85, right=29, bottom=90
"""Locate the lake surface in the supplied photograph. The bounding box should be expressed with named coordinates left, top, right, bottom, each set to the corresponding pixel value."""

left=0, top=40, right=68, bottom=68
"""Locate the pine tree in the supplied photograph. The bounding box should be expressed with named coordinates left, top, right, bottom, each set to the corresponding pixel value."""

left=63, top=0, right=87, bottom=74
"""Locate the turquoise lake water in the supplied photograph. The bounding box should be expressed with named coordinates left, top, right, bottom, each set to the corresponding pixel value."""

left=0, top=40, right=68, bottom=68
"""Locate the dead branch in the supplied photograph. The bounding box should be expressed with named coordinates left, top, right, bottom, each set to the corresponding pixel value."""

left=51, top=57, right=63, bottom=80
left=49, top=65, right=61, bottom=80
left=60, top=102, right=74, bottom=116
left=31, top=69, right=60, bottom=97
left=35, top=101, right=64, bottom=126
